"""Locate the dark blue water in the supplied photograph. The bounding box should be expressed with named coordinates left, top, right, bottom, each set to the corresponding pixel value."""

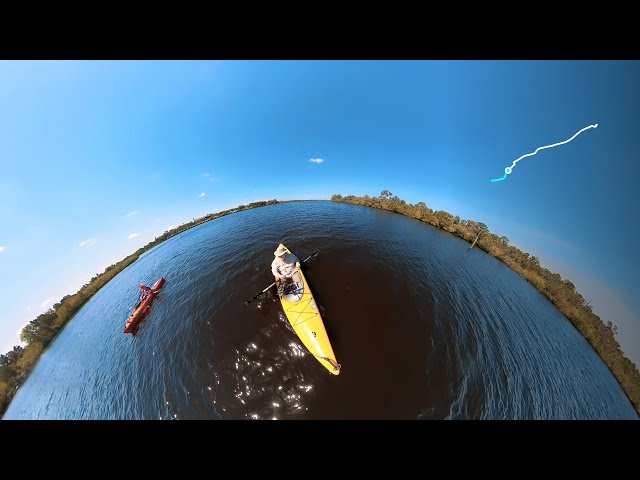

left=4, top=201, right=637, bottom=419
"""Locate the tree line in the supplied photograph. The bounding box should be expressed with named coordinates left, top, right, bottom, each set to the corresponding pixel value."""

left=331, top=191, right=640, bottom=415
left=0, top=199, right=279, bottom=417
left=3, top=194, right=638, bottom=417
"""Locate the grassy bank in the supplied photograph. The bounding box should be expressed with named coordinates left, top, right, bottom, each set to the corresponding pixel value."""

left=331, top=191, right=640, bottom=415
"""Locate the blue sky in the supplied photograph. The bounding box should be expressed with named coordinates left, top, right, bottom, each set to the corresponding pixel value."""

left=1, top=60, right=639, bottom=364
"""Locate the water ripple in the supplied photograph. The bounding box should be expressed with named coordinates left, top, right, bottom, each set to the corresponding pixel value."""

left=4, top=202, right=637, bottom=420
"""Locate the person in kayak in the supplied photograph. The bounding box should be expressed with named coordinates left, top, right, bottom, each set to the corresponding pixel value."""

left=139, top=283, right=154, bottom=301
left=134, top=283, right=154, bottom=309
left=272, top=245, right=301, bottom=295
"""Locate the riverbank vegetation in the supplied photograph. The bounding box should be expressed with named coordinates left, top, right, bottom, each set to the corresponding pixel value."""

left=0, top=200, right=278, bottom=417
left=2, top=194, right=638, bottom=417
left=331, top=191, right=640, bottom=415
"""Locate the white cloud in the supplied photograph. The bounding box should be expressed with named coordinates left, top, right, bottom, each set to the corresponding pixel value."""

left=79, top=238, right=97, bottom=248
left=126, top=210, right=139, bottom=217
left=128, top=233, right=141, bottom=240
left=199, top=192, right=206, bottom=198
left=201, top=172, right=218, bottom=183
left=0, top=246, right=5, bottom=253
left=39, top=296, right=55, bottom=311
left=309, top=158, right=324, bottom=164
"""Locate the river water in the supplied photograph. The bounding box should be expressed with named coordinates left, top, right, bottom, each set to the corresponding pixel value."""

left=4, top=201, right=637, bottom=419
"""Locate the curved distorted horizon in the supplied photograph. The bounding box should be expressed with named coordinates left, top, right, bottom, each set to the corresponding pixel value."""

left=1, top=60, right=639, bottom=419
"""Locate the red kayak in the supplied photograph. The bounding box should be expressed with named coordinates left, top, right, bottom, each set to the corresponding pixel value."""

left=123, top=277, right=165, bottom=334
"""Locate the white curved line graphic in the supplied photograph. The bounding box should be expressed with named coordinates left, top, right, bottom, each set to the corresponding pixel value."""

left=491, top=123, right=598, bottom=182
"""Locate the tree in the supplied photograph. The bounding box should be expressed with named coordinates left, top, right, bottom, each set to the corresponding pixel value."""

left=0, top=346, right=24, bottom=367
left=20, top=311, right=58, bottom=345
left=434, top=210, right=454, bottom=228
left=500, top=236, right=510, bottom=246
left=475, top=222, right=488, bottom=234
left=379, top=190, right=393, bottom=199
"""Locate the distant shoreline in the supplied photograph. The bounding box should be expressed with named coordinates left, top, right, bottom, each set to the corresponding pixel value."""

left=330, top=192, right=640, bottom=416
left=2, top=196, right=638, bottom=418
left=0, top=199, right=287, bottom=417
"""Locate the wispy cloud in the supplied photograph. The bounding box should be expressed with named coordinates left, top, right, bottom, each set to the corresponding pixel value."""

left=202, top=172, right=218, bottom=183
left=126, top=210, right=139, bottom=217
left=0, top=246, right=5, bottom=253
left=39, top=296, right=55, bottom=311
left=199, top=192, right=206, bottom=198
left=166, top=224, right=178, bottom=231
left=79, top=238, right=97, bottom=248
left=309, top=158, right=324, bottom=164
left=128, top=233, right=141, bottom=240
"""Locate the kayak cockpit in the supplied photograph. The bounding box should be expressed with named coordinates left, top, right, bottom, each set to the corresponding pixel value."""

left=282, top=280, right=304, bottom=302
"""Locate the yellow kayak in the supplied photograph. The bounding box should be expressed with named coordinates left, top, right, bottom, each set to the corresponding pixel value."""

left=276, top=244, right=340, bottom=375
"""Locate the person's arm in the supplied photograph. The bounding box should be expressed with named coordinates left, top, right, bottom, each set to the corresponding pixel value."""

left=271, top=260, right=281, bottom=280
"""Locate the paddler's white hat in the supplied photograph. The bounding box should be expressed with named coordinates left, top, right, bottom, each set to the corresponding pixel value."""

left=274, top=245, right=287, bottom=256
